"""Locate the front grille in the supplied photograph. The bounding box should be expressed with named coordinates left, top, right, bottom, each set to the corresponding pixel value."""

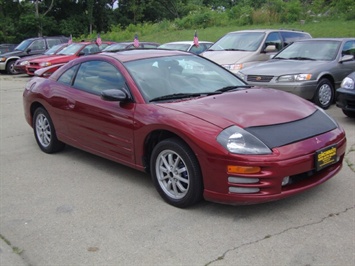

left=247, top=75, right=274, bottom=83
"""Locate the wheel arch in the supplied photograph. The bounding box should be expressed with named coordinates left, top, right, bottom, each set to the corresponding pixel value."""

left=142, top=130, right=201, bottom=175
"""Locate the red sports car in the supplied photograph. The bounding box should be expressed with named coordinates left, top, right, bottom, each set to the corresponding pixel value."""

left=25, top=42, right=100, bottom=76
left=23, top=49, right=346, bottom=208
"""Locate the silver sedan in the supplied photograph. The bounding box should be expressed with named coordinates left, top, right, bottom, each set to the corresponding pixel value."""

left=238, top=38, right=355, bottom=109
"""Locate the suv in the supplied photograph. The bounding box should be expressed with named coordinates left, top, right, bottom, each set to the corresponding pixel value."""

left=201, top=29, right=311, bottom=73
left=0, top=36, right=69, bottom=74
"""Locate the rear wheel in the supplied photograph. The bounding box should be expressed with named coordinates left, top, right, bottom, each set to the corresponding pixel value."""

left=313, top=78, right=334, bottom=109
left=150, top=138, right=203, bottom=208
left=33, top=107, right=65, bottom=153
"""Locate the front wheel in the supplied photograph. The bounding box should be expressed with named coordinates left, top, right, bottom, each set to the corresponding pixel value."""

left=6, top=60, right=18, bottom=75
left=150, top=138, right=203, bottom=208
left=313, top=78, right=334, bottom=109
left=33, top=107, right=65, bottom=153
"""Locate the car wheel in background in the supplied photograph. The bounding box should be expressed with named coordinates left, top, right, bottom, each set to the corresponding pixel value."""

left=342, top=109, right=355, bottom=118
left=6, top=59, right=18, bottom=75
left=33, top=107, right=65, bottom=153
left=313, top=78, right=334, bottom=109
left=150, top=138, right=203, bottom=208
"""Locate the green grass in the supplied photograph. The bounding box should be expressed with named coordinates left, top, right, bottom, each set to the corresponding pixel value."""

left=95, top=19, right=355, bottom=44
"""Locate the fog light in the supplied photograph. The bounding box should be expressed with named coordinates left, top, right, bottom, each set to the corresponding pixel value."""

left=228, top=177, right=259, bottom=184
left=282, top=176, right=290, bottom=186
left=229, top=187, right=260, bottom=194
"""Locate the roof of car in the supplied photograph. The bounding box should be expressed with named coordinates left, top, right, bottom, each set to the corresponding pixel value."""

left=160, top=41, right=213, bottom=45
left=228, top=29, right=309, bottom=34
left=101, top=49, right=192, bottom=62
left=293, top=37, right=354, bottom=42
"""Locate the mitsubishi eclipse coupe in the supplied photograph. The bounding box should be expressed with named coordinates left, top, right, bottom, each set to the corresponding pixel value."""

left=23, top=49, right=346, bottom=208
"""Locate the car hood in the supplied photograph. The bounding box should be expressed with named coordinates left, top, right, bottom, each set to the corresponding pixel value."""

left=158, top=87, right=317, bottom=128
left=31, top=55, right=75, bottom=63
left=1, top=50, right=26, bottom=57
left=241, top=60, right=328, bottom=75
left=202, top=50, right=254, bottom=64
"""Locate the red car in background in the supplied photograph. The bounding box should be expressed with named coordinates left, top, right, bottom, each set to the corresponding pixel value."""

left=14, top=43, right=69, bottom=74
left=25, top=42, right=100, bottom=76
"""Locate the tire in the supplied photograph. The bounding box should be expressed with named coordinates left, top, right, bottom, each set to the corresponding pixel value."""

left=313, top=78, right=334, bottom=109
left=33, top=107, right=65, bottom=153
left=6, top=60, right=18, bottom=75
left=150, top=138, right=203, bottom=208
left=342, top=109, right=355, bottom=118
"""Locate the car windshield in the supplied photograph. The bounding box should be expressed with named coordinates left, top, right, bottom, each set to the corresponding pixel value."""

left=208, top=32, right=265, bottom=51
left=58, top=43, right=85, bottom=55
left=124, top=55, right=247, bottom=102
left=14, top=39, right=33, bottom=51
left=274, top=40, right=341, bottom=61
left=158, top=43, right=191, bottom=51
left=103, top=43, right=129, bottom=51
left=44, top=44, right=63, bottom=55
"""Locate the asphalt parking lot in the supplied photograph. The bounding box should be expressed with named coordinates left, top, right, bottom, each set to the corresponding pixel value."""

left=0, top=74, right=354, bottom=266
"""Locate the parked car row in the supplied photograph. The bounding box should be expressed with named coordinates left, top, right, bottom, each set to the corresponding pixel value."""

left=4, top=30, right=355, bottom=113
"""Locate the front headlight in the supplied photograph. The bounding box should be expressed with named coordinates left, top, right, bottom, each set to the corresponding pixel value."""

left=39, top=62, right=52, bottom=67
left=340, top=77, right=354, bottom=90
left=20, top=61, right=29, bottom=66
left=222, top=63, right=243, bottom=71
left=0, top=57, right=6, bottom=62
left=217, top=126, right=272, bottom=155
left=278, top=74, right=312, bottom=82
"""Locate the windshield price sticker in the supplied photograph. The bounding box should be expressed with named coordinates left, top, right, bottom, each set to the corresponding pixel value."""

left=315, top=145, right=337, bottom=171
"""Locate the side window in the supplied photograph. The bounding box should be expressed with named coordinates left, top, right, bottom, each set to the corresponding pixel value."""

left=281, top=32, right=310, bottom=47
left=73, top=61, right=124, bottom=95
left=57, top=65, right=79, bottom=86
left=81, top=44, right=100, bottom=55
left=47, top=39, right=61, bottom=48
left=342, top=41, right=355, bottom=57
left=264, top=32, right=282, bottom=51
left=29, top=40, right=45, bottom=51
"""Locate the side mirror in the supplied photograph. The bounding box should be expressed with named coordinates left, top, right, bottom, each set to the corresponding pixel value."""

left=101, top=88, right=130, bottom=102
left=26, top=48, right=32, bottom=54
left=264, top=44, right=277, bottom=53
left=340, top=54, right=354, bottom=63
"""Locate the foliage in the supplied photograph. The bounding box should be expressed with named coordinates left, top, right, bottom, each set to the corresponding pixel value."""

left=0, top=0, right=354, bottom=43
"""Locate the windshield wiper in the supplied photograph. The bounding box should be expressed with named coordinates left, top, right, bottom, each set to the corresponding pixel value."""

left=215, top=85, right=252, bottom=93
left=289, top=57, right=316, bottom=61
left=224, top=48, right=248, bottom=51
left=149, top=92, right=221, bottom=102
left=273, top=57, right=288, bottom=60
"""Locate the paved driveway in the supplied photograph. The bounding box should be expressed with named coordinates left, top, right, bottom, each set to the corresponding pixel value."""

left=1, top=74, right=354, bottom=265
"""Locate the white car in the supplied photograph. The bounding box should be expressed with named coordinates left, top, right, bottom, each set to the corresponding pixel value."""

left=158, top=41, right=213, bottom=54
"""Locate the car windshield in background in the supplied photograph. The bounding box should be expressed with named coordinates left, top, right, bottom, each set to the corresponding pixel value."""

left=58, top=43, right=84, bottom=55
left=14, top=39, right=33, bottom=51
left=124, top=55, right=246, bottom=102
left=208, top=32, right=266, bottom=51
left=103, top=43, right=129, bottom=51
left=44, top=44, right=63, bottom=55
left=274, top=40, right=341, bottom=61
left=159, top=43, right=191, bottom=51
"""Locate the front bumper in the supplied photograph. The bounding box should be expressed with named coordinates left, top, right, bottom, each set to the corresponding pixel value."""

left=0, top=62, right=6, bottom=71
left=336, top=88, right=355, bottom=111
left=246, top=80, right=318, bottom=100
left=201, top=129, right=346, bottom=205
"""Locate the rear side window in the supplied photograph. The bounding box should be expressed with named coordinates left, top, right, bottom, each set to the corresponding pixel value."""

left=281, top=32, right=311, bottom=47
left=47, top=39, right=62, bottom=48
